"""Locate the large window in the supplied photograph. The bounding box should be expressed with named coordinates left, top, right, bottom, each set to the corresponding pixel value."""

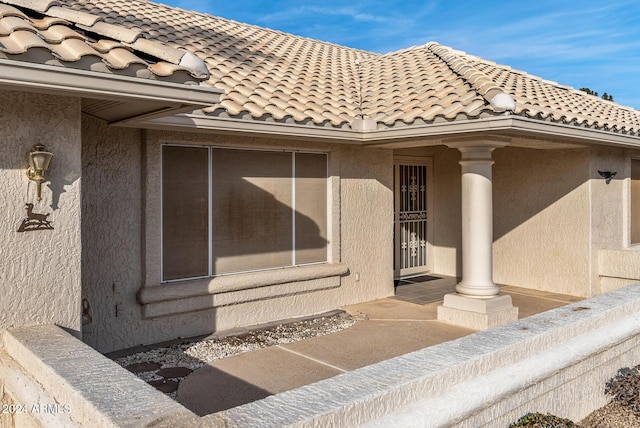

left=162, top=146, right=328, bottom=281
left=632, top=158, right=640, bottom=245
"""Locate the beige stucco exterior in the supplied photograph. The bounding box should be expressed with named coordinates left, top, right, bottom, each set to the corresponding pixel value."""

left=2, top=90, right=640, bottom=353
left=394, top=143, right=640, bottom=299
left=6, top=6, right=640, bottom=428
left=493, top=147, right=592, bottom=296
left=0, top=90, right=82, bottom=338
left=81, top=117, right=394, bottom=352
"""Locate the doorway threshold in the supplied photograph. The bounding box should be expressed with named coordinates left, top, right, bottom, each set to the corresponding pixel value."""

left=392, top=275, right=458, bottom=305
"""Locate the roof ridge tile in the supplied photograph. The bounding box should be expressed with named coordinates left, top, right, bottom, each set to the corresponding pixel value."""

left=0, top=0, right=211, bottom=84
left=2, top=0, right=59, bottom=14
left=82, top=20, right=142, bottom=44
left=127, top=37, right=183, bottom=65
left=427, top=43, right=511, bottom=111
left=47, top=5, right=101, bottom=27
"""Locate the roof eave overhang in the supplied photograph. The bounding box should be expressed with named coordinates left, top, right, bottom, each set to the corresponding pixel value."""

left=134, top=113, right=640, bottom=149
left=129, top=113, right=362, bottom=143
left=0, top=59, right=223, bottom=122
left=364, top=115, right=640, bottom=149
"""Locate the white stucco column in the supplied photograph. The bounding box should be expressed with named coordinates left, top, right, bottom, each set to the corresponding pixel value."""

left=437, top=138, right=518, bottom=330
left=456, top=145, right=500, bottom=297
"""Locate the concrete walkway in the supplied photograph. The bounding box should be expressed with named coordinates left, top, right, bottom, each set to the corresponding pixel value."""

left=178, top=278, right=582, bottom=416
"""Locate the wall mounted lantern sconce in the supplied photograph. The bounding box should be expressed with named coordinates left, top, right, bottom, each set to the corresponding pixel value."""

left=598, top=170, right=617, bottom=184
left=27, top=144, right=53, bottom=201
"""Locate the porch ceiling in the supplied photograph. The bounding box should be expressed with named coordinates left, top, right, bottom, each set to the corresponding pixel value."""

left=81, top=98, right=208, bottom=124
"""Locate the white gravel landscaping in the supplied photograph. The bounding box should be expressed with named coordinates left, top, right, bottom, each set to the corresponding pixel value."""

left=113, top=312, right=356, bottom=399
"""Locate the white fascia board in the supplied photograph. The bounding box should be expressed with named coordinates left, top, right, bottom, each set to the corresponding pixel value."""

left=143, top=114, right=640, bottom=148
left=134, top=112, right=504, bottom=142
left=504, top=116, right=640, bottom=148
left=363, top=116, right=640, bottom=148
left=133, top=113, right=362, bottom=143
left=138, top=113, right=518, bottom=143
left=135, top=111, right=640, bottom=149
left=0, top=59, right=222, bottom=106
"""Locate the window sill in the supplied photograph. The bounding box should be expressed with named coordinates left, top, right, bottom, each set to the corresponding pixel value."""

left=137, top=263, right=349, bottom=318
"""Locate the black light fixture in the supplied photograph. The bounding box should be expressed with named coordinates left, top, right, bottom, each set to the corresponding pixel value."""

left=598, top=170, right=617, bottom=184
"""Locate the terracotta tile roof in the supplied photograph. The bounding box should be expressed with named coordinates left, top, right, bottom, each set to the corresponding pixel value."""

left=0, top=0, right=209, bottom=84
left=2, top=0, right=640, bottom=136
left=444, top=45, right=640, bottom=135
left=359, top=44, right=494, bottom=128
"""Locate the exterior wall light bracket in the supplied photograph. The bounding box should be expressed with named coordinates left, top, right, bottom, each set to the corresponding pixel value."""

left=26, top=144, right=53, bottom=201
left=598, top=170, right=617, bottom=184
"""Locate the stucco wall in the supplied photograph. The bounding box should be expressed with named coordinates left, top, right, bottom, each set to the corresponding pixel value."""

left=81, top=121, right=393, bottom=353
left=337, top=144, right=394, bottom=302
left=493, top=147, right=592, bottom=296
left=590, top=145, right=640, bottom=294
left=0, top=90, right=82, bottom=339
left=81, top=119, right=639, bottom=352
left=395, top=145, right=595, bottom=297
left=429, top=147, right=463, bottom=276
left=80, top=116, right=144, bottom=349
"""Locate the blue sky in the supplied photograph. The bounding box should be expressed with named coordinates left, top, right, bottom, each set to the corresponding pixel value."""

left=160, top=1, right=640, bottom=109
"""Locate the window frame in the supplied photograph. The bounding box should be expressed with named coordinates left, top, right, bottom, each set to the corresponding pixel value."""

left=156, top=143, right=334, bottom=284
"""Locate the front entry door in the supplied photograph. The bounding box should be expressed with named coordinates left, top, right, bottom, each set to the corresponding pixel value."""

left=394, top=158, right=432, bottom=278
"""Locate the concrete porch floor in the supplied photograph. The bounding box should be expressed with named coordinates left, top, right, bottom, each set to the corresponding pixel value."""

left=178, top=277, right=583, bottom=416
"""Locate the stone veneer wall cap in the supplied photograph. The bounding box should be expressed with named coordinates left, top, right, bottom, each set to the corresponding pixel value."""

left=216, top=284, right=640, bottom=426
left=2, top=325, right=196, bottom=426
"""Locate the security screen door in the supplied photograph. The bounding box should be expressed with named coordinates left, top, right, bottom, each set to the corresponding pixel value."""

left=394, top=159, right=432, bottom=278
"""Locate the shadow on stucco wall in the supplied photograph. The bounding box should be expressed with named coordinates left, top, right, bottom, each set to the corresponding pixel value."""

left=492, top=146, right=591, bottom=240
left=392, top=144, right=629, bottom=292
left=79, top=117, right=390, bottom=354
